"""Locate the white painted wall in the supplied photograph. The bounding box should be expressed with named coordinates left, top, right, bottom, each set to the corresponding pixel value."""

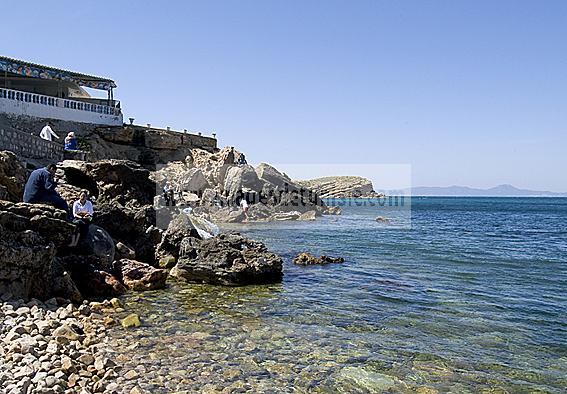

left=0, top=92, right=123, bottom=126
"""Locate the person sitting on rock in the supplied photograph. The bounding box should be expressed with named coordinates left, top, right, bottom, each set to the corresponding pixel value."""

left=69, top=189, right=94, bottom=247
left=23, top=164, right=70, bottom=218
left=64, top=131, right=77, bottom=150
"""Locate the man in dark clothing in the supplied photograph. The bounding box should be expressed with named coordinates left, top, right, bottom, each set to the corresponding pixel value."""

left=23, top=164, right=70, bottom=217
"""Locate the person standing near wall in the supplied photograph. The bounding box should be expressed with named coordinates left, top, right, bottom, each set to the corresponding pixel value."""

left=39, top=122, right=60, bottom=142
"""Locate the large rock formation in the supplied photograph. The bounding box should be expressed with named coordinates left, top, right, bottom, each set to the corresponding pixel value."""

left=154, top=148, right=328, bottom=223
left=223, top=164, right=264, bottom=201
left=155, top=213, right=199, bottom=263
left=94, top=204, right=158, bottom=264
left=170, top=233, right=283, bottom=285
left=0, top=201, right=74, bottom=300
left=0, top=151, right=27, bottom=202
left=0, top=147, right=297, bottom=302
left=58, top=159, right=161, bottom=264
left=190, top=147, right=235, bottom=186
left=297, top=176, right=383, bottom=198
left=0, top=199, right=138, bottom=301
left=178, top=167, right=210, bottom=194
left=0, top=156, right=166, bottom=302
left=58, top=159, right=156, bottom=206
left=255, top=163, right=294, bottom=190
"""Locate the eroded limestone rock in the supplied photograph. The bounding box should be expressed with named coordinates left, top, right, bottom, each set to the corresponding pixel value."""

left=170, top=233, right=283, bottom=285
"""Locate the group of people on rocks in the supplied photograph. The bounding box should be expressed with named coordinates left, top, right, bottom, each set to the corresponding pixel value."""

left=39, top=122, right=78, bottom=151
left=23, top=163, right=93, bottom=247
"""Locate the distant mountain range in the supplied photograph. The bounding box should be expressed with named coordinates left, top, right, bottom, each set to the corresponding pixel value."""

left=411, top=184, right=567, bottom=197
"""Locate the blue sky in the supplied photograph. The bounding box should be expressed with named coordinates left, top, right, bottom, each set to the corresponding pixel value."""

left=4, top=1, right=567, bottom=191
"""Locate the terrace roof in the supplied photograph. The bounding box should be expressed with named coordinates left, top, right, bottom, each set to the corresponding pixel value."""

left=0, top=55, right=117, bottom=91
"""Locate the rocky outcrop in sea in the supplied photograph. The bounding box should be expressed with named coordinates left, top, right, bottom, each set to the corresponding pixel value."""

left=170, top=233, right=283, bottom=285
left=153, top=147, right=341, bottom=223
left=297, top=176, right=384, bottom=198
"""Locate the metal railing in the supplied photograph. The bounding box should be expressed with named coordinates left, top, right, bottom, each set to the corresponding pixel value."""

left=0, top=87, right=121, bottom=116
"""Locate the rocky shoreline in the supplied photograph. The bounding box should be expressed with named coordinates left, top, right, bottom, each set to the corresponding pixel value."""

left=0, top=297, right=145, bottom=394
left=0, top=144, right=354, bottom=393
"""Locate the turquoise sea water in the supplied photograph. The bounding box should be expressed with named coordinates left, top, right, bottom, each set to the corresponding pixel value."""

left=111, top=197, right=567, bottom=393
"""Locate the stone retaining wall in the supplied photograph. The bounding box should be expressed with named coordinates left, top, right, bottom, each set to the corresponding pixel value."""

left=0, top=127, right=63, bottom=161
left=98, top=125, right=217, bottom=153
left=0, top=114, right=218, bottom=166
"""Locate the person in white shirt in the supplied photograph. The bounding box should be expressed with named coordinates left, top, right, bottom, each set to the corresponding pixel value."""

left=39, top=122, right=60, bottom=142
left=69, top=190, right=94, bottom=247
left=239, top=195, right=249, bottom=220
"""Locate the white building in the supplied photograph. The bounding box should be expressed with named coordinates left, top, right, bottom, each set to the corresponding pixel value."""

left=0, top=56, right=123, bottom=126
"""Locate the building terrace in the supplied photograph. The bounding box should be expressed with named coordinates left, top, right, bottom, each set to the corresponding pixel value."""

left=0, top=55, right=122, bottom=126
left=0, top=55, right=217, bottom=165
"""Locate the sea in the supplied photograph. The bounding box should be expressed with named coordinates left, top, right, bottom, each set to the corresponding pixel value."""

left=109, top=197, right=567, bottom=393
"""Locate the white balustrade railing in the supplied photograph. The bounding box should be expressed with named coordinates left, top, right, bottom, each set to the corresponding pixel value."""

left=0, top=87, right=121, bottom=116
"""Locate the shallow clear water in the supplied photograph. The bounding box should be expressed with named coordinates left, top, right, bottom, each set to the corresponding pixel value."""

left=109, top=197, right=567, bottom=393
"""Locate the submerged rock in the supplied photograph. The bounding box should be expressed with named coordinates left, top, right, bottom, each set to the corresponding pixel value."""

left=121, top=313, right=141, bottom=328
left=158, top=255, right=177, bottom=269
left=293, top=252, right=345, bottom=265
left=335, top=366, right=398, bottom=393
left=170, top=233, right=283, bottom=285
